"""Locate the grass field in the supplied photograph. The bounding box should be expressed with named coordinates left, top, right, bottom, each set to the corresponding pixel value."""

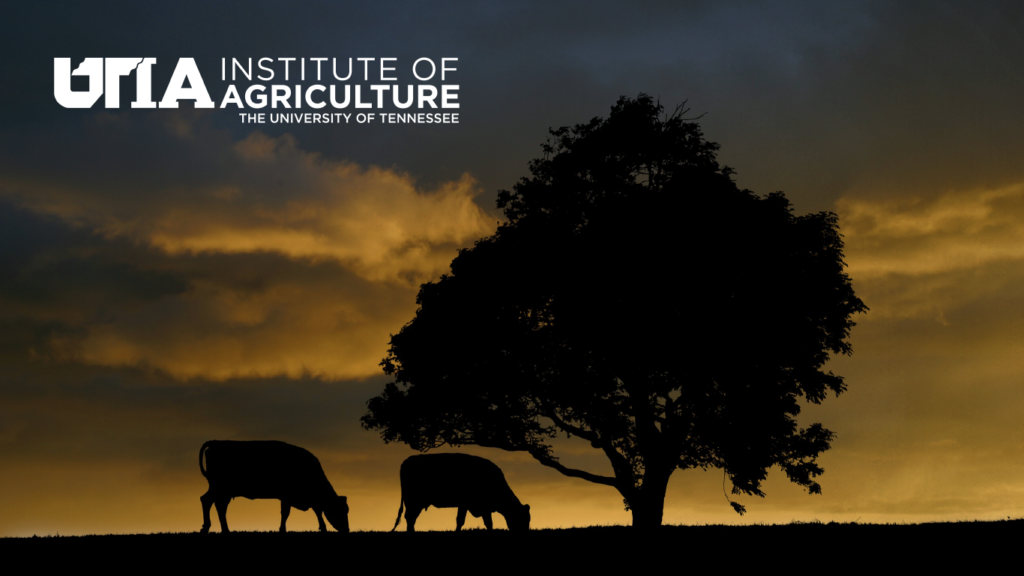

left=2, top=521, right=1019, bottom=570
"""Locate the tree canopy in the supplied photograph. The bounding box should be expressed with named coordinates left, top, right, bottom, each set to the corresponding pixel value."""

left=361, top=94, right=867, bottom=528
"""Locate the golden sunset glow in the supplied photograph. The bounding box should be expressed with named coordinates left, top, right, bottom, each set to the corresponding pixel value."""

left=4, top=1, right=1024, bottom=538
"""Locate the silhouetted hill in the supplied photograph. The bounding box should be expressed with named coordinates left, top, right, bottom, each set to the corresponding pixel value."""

left=1, top=521, right=1017, bottom=570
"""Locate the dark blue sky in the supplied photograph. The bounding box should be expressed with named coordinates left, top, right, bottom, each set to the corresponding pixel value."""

left=6, top=1, right=1023, bottom=211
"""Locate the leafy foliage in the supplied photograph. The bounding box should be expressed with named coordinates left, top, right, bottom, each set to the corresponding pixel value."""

left=362, top=94, right=867, bottom=525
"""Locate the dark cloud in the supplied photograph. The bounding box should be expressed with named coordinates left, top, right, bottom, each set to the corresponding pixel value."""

left=8, top=1, right=1022, bottom=208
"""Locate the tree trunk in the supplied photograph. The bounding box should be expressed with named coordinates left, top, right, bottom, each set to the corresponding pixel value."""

left=630, top=498, right=665, bottom=529
left=627, top=468, right=672, bottom=529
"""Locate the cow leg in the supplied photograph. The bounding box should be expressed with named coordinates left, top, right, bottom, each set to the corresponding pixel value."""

left=215, top=497, right=231, bottom=533
left=404, top=505, right=422, bottom=532
left=314, top=508, right=327, bottom=532
left=279, top=501, right=291, bottom=533
left=455, top=508, right=468, bottom=531
left=200, top=490, right=214, bottom=534
left=482, top=513, right=493, bottom=530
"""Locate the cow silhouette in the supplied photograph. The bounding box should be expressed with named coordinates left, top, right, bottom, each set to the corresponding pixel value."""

left=198, top=440, right=349, bottom=534
left=393, top=453, right=530, bottom=532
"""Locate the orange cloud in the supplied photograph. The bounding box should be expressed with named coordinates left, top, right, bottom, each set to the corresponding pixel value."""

left=840, top=183, right=1024, bottom=280
left=0, top=123, right=497, bottom=380
left=6, top=130, right=495, bottom=287
left=54, top=261, right=419, bottom=380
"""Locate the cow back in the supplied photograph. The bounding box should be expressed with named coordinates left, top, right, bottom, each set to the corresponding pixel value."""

left=203, top=440, right=336, bottom=510
left=401, top=453, right=520, bottom=514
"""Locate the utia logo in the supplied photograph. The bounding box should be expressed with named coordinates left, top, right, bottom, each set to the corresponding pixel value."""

left=54, top=58, right=214, bottom=109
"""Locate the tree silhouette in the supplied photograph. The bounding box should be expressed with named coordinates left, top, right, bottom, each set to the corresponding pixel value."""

left=362, top=94, right=867, bottom=528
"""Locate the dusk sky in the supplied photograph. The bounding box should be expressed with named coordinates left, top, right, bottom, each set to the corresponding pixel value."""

left=3, top=1, right=1024, bottom=536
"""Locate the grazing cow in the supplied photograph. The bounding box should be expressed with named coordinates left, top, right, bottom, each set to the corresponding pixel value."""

left=198, top=440, right=349, bottom=534
left=393, top=453, right=530, bottom=532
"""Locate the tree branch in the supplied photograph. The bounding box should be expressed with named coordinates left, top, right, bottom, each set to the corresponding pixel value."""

left=527, top=448, right=620, bottom=488
left=544, top=406, right=635, bottom=492
left=461, top=436, right=619, bottom=489
left=546, top=408, right=602, bottom=445
left=600, top=442, right=635, bottom=487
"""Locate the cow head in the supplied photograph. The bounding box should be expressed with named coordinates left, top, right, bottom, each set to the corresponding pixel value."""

left=324, top=495, right=350, bottom=533
left=504, top=503, right=531, bottom=531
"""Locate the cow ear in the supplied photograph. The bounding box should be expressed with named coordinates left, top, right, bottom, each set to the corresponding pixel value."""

left=524, top=504, right=530, bottom=511
left=339, top=495, right=347, bottom=504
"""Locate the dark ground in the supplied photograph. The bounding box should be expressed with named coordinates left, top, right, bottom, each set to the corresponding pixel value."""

left=1, top=521, right=1018, bottom=570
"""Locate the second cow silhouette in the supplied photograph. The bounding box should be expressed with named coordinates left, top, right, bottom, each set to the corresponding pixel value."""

left=393, top=453, right=531, bottom=532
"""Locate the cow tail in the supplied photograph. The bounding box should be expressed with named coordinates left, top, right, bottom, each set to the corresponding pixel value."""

left=391, top=497, right=404, bottom=532
left=199, top=441, right=212, bottom=479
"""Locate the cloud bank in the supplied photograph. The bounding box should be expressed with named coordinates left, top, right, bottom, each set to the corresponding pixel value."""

left=0, top=115, right=497, bottom=379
